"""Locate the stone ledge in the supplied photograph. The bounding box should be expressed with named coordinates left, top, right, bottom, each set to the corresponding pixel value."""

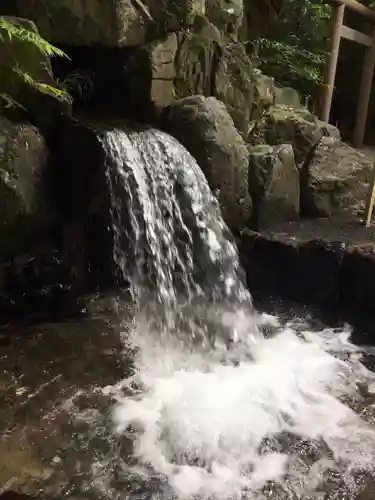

left=239, top=216, right=375, bottom=313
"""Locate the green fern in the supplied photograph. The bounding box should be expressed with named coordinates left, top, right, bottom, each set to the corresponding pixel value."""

left=0, top=16, right=72, bottom=112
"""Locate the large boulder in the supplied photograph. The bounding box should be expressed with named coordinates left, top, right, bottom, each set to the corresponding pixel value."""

left=0, top=116, right=52, bottom=257
left=249, top=105, right=340, bottom=166
left=11, top=0, right=204, bottom=47
left=161, top=95, right=251, bottom=233
left=300, top=137, right=372, bottom=217
left=248, top=144, right=299, bottom=229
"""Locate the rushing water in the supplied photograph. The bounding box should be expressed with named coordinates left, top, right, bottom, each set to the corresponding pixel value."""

left=2, top=128, right=375, bottom=500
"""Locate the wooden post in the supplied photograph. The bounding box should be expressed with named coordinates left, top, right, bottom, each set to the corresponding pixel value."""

left=319, top=3, right=345, bottom=123
left=353, top=28, right=375, bottom=147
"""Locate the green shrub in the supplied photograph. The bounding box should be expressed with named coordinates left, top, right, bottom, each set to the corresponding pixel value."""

left=0, top=16, right=71, bottom=112
left=250, top=0, right=331, bottom=100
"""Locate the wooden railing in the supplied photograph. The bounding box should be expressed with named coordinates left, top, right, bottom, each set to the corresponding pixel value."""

left=320, top=0, right=375, bottom=147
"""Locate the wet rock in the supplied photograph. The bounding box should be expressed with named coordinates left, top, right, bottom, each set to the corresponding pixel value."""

left=300, top=136, right=372, bottom=217
left=50, top=115, right=116, bottom=288
left=11, top=0, right=204, bottom=47
left=248, top=144, right=299, bottom=229
left=161, top=95, right=251, bottom=233
left=0, top=247, right=87, bottom=325
left=340, top=245, right=375, bottom=312
left=249, top=105, right=340, bottom=166
left=0, top=116, right=53, bottom=258
left=240, top=218, right=375, bottom=313
left=240, top=228, right=344, bottom=308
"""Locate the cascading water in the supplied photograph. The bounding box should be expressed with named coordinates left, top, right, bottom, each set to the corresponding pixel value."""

left=71, top=127, right=375, bottom=500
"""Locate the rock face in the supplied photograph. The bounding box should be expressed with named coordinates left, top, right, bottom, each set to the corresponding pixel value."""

left=214, top=41, right=255, bottom=136
left=0, top=116, right=51, bottom=257
left=205, top=0, right=243, bottom=37
left=11, top=0, right=204, bottom=47
left=175, top=18, right=260, bottom=137
left=249, top=105, right=340, bottom=165
left=161, top=95, right=251, bottom=232
left=301, top=137, right=372, bottom=217
left=248, top=144, right=299, bottom=229
left=149, top=33, right=178, bottom=107
left=174, top=16, right=221, bottom=98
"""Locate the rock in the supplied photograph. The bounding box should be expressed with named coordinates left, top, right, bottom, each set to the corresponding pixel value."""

left=0, top=16, right=70, bottom=131
left=240, top=228, right=344, bottom=307
left=150, top=33, right=178, bottom=107
left=248, top=144, right=299, bottom=229
left=252, top=69, right=275, bottom=120
left=274, top=86, right=301, bottom=108
left=205, top=0, right=243, bottom=37
left=301, top=137, right=372, bottom=217
left=175, top=18, right=259, bottom=137
left=161, top=95, right=251, bottom=233
left=11, top=0, right=204, bottom=47
left=249, top=105, right=340, bottom=166
left=214, top=41, right=255, bottom=136
left=240, top=217, right=375, bottom=313
left=0, top=116, right=53, bottom=258
left=174, top=16, right=222, bottom=98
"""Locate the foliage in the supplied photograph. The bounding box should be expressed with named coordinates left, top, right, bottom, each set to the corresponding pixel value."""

left=0, top=17, right=71, bottom=112
left=249, top=0, right=331, bottom=99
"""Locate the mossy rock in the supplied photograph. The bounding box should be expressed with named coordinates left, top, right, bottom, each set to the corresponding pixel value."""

left=12, top=0, right=204, bottom=46
left=248, top=144, right=299, bottom=229
left=249, top=105, right=340, bottom=166
left=0, top=116, right=53, bottom=257
left=161, top=95, right=251, bottom=232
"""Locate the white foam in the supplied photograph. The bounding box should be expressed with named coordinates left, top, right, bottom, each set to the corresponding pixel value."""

left=105, top=311, right=375, bottom=499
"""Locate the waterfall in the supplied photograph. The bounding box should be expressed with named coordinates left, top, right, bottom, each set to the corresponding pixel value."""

left=72, top=126, right=375, bottom=500
left=101, top=127, right=254, bottom=346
